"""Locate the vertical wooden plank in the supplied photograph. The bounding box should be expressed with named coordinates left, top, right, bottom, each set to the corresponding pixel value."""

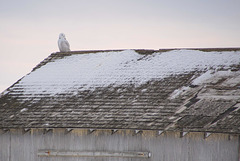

left=0, top=130, right=10, bottom=161
left=239, top=135, right=240, bottom=161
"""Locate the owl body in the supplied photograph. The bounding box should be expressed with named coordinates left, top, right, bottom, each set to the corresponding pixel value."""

left=58, top=33, right=70, bottom=52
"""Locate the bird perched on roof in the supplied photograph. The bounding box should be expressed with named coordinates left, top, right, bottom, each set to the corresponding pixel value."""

left=58, top=33, right=70, bottom=52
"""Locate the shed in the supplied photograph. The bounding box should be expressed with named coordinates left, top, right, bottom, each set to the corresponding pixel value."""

left=1, top=48, right=240, bottom=161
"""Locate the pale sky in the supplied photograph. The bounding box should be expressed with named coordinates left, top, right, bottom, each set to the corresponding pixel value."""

left=0, top=0, right=240, bottom=92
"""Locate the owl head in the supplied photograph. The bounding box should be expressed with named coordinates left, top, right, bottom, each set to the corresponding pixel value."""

left=59, top=33, right=66, bottom=39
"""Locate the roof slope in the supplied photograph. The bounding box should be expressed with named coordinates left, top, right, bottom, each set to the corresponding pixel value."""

left=1, top=49, right=240, bottom=134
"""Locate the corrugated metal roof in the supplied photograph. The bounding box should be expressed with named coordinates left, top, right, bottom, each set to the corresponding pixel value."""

left=0, top=49, right=240, bottom=134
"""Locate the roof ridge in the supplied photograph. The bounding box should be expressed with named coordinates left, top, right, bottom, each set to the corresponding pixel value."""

left=53, top=47, right=240, bottom=55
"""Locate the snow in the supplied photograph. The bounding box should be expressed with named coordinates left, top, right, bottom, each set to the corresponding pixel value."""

left=192, top=70, right=215, bottom=85
left=169, top=86, right=190, bottom=99
left=16, top=49, right=240, bottom=96
left=20, top=108, right=28, bottom=112
left=221, top=72, right=240, bottom=87
left=192, top=70, right=239, bottom=86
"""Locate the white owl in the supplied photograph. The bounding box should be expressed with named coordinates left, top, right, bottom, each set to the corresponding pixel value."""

left=58, top=33, right=70, bottom=52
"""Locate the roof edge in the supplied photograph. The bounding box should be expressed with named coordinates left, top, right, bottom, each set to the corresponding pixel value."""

left=55, top=47, right=240, bottom=55
left=1, top=127, right=240, bottom=135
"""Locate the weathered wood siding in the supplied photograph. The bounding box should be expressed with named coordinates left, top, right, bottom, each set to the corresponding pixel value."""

left=0, top=129, right=239, bottom=161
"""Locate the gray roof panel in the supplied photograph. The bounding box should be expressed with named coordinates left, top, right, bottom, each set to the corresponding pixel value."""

left=1, top=49, right=240, bottom=133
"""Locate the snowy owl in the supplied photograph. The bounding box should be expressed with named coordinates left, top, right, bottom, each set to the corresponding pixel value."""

left=58, top=33, right=70, bottom=52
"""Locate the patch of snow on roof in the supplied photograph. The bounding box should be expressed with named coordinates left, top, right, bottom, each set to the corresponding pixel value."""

left=9, top=115, right=14, bottom=118
left=17, top=50, right=240, bottom=95
left=221, top=72, right=240, bottom=87
left=192, top=70, right=237, bottom=86
left=169, top=86, right=190, bottom=99
left=20, top=108, right=28, bottom=112
left=192, top=70, right=215, bottom=85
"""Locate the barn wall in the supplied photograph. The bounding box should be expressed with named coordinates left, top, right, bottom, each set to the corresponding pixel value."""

left=0, top=129, right=239, bottom=161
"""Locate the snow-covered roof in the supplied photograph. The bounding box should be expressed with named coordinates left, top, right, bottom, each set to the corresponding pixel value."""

left=1, top=48, right=240, bottom=134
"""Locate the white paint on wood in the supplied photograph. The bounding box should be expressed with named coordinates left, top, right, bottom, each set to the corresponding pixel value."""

left=205, top=132, right=212, bottom=138
left=135, top=130, right=141, bottom=134
left=181, top=132, right=189, bottom=137
left=111, top=129, right=118, bottom=134
left=89, top=129, right=95, bottom=133
left=158, top=130, right=164, bottom=135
